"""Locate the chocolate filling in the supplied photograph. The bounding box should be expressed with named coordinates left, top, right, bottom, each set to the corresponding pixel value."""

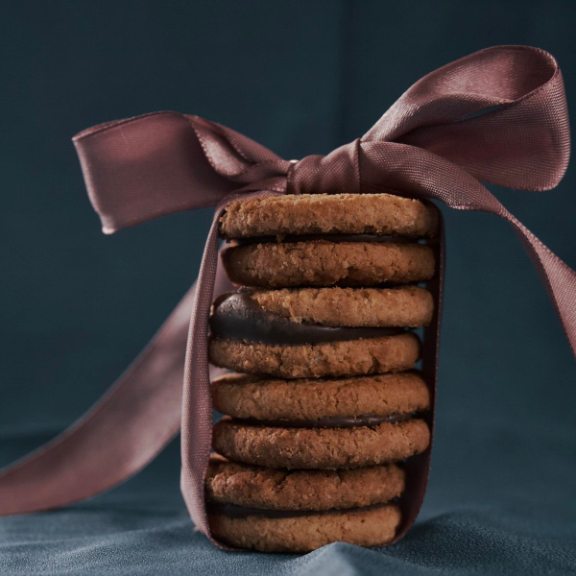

left=210, top=291, right=403, bottom=345
left=233, top=413, right=413, bottom=428
left=230, top=233, right=417, bottom=245
left=208, top=500, right=397, bottom=519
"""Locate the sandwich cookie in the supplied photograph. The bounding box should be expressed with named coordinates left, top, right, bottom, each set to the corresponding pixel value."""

left=219, top=193, right=437, bottom=288
left=208, top=289, right=427, bottom=379
left=206, top=450, right=407, bottom=552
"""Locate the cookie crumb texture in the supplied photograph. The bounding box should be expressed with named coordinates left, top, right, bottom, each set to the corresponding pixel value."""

left=209, top=504, right=402, bottom=553
left=207, top=192, right=437, bottom=552
left=207, top=457, right=405, bottom=510
left=249, top=286, right=434, bottom=327
left=219, top=193, right=438, bottom=239
left=223, top=241, right=435, bottom=288
left=212, top=372, right=430, bottom=422
left=213, top=418, right=430, bottom=469
left=209, top=333, right=420, bottom=379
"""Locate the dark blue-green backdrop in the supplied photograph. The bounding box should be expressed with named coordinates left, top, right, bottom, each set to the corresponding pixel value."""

left=1, top=1, right=575, bottom=575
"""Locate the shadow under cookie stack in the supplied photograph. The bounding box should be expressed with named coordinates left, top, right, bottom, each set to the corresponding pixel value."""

left=205, top=193, right=438, bottom=553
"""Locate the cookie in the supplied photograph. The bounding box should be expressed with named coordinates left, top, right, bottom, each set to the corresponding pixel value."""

left=213, top=372, right=430, bottom=423
left=206, top=455, right=405, bottom=510
left=209, top=503, right=401, bottom=552
left=209, top=333, right=420, bottom=379
left=219, top=193, right=438, bottom=239
left=226, top=286, right=433, bottom=328
left=210, top=289, right=417, bottom=345
left=222, top=241, right=435, bottom=288
left=212, top=417, right=430, bottom=469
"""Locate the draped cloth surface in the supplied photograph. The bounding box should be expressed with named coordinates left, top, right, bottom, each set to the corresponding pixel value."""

left=0, top=45, right=574, bottom=549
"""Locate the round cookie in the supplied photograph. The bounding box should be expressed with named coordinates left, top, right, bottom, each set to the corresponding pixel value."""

left=219, top=193, right=438, bottom=239
left=209, top=503, right=401, bottom=552
left=209, top=333, right=420, bottom=379
left=206, top=456, right=405, bottom=511
left=222, top=241, right=435, bottom=288
left=247, top=286, right=434, bottom=327
left=213, top=372, right=430, bottom=422
left=212, top=418, right=430, bottom=469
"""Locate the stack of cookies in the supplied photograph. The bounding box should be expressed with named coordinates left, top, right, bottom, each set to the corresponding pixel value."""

left=205, top=193, right=438, bottom=552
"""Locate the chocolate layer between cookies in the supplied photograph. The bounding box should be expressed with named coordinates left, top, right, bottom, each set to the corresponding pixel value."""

left=211, top=291, right=403, bottom=344
left=211, top=286, right=434, bottom=335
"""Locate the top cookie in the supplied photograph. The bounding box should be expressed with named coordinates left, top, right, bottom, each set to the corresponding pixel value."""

left=219, top=193, right=438, bottom=239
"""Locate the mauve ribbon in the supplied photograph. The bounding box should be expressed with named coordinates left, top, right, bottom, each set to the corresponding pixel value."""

left=0, top=46, right=574, bottom=547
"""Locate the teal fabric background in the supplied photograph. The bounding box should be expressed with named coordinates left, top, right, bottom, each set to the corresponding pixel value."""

left=1, top=1, right=575, bottom=574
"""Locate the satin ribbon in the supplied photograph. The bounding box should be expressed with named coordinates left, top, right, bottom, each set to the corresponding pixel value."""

left=1, top=45, right=574, bottom=547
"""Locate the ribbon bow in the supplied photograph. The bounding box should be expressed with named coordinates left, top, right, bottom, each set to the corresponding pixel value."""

left=1, top=45, right=574, bottom=546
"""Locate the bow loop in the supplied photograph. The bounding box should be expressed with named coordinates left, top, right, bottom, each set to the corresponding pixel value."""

left=188, top=115, right=288, bottom=181
left=363, top=45, right=569, bottom=190
left=74, top=112, right=288, bottom=233
left=288, top=140, right=361, bottom=195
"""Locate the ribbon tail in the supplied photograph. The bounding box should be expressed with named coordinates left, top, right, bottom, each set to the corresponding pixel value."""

left=180, top=207, right=223, bottom=542
left=442, top=192, right=576, bottom=357
left=0, top=285, right=196, bottom=515
left=179, top=193, right=277, bottom=547
left=507, top=216, right=576, bottom=354
left=436, top=192, right=575, bottom=357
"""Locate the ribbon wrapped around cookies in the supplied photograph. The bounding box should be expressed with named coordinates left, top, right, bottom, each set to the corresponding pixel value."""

left=0, top=45, right=574, bottom=551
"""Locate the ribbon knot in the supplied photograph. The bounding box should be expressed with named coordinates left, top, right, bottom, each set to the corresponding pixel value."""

left=1, top=45, right=575, bottom=550
left=287, top=139, right=361, bottom=195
